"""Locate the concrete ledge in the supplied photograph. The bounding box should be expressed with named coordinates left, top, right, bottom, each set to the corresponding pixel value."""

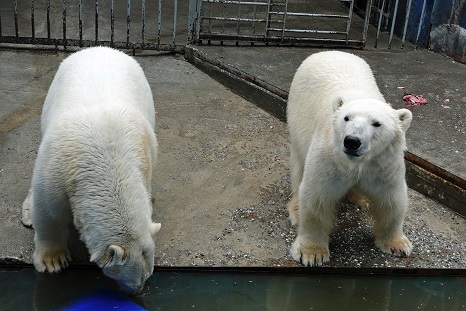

left=184, top=45, right=287, bottom=122
left=185, top=45, right=466, bottom=218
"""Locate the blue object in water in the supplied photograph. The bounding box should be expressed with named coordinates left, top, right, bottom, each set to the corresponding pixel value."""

left=66, top=289, right=147, bottom=311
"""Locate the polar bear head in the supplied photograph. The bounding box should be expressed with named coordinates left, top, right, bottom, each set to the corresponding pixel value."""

left=90, top=222, right=161, bottom=295
left=332, top=97, right=412, bottom=161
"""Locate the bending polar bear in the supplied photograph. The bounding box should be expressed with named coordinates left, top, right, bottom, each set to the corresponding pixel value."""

left=287, top=51, right=413, bottom=266
left=22, top=46, right=161, bottom=295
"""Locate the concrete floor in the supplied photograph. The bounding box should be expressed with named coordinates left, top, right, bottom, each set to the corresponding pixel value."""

left=0, top=48, right=465, bottom=270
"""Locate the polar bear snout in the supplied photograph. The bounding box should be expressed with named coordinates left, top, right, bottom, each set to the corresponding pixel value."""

left=343, top=135, right=362, bottom=156
left=343, top=135, right=361, bottom=156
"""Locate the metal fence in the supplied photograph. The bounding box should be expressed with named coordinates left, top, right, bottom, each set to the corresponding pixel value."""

left=0, top=0, right=190, bottom=52
left=0, top=0, right=457, bottom=51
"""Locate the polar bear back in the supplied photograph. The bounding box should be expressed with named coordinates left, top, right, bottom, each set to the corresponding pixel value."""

left=287, top=51, right=386, bottom=158
left=41, top=46, right=155, bottom=135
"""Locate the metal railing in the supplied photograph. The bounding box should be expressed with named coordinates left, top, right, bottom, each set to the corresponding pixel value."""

left=0, top=0, right=459, bottom=51
left=0, top=0, right=189, bottom=52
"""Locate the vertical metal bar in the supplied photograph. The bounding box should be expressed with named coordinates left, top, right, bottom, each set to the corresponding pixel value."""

left=208, top=1, right=212, bottom=35
left=46, top=0, right=51, bottom=39
left=374, top=0, right=386, bottom=48
left=126, top=0, right=131, bottom=47
left=280, top=0, right=289, bottom=41
left=141, top=0, right=146, bottom=47
left=415, top=0, right=427, bottom=49
left=0, top=14, right=2, bottom=38
left=252, top=1, right=257, bottom=35
left=95, top=0, right=99, bottom=45
left=31, top=0, right=35, bottom=40
left=345, top=0, right=355, bottom=43
left=14, top=0, right=18, bottom=38
left=111, top=0, right=115, bottom=47
left=265, top=0, right=272, bottom=40
left=388, top=0, right=399, bottom=49
left=362, top=0, right=373, bottom=47
left=157, top=0, right=162, bottom=48
left=79, top=0, right=83, bottom=47
left=173, top=0, right=178, bottom=46
left=62, top=0, right=67, bottom=48
left=188, top=0, right=202, bottom=44
left=237, top=0, right=241, bottom=36
left=221, top=0, right=226, bottom=35
left=401, top=0, right=412, bottom=48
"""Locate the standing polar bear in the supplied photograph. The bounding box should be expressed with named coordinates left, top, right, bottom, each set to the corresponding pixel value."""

left=287, top=51, right=413, bottom=266
left=22, top=46, right=161, bottom=295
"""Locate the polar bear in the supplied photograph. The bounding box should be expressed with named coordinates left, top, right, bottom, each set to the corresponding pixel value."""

left=287, top=51, right=413, bottom=267
left=21, top=46, right=161, bottom=295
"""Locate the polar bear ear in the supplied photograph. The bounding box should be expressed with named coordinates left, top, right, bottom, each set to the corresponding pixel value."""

left=91, top=245, right=127, bottom=268
left=332, top=97, right=345, bottom=112
left=396, top=108, right=413, bottom=132
left=150, top=222, right=161, bottom=237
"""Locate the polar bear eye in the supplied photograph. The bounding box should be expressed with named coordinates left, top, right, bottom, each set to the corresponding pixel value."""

left=344, top=116, right=349, bottom=122
left=372, top=121, right=381, bottom=127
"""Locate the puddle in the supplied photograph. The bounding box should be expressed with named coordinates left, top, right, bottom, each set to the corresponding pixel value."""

left=1, top=266, right=465, bottom=310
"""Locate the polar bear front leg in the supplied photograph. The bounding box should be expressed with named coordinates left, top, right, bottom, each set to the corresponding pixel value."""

left=31, top=188, right=72, bottom=273
left=290, top=190, right=338, bottom=266
left=369, top=185, right=412, bottom=257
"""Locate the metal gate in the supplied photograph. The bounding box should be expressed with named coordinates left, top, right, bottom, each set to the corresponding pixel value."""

left=0, top=0, right=452, bottom=51
left=191, top=0, right=444, bottom=49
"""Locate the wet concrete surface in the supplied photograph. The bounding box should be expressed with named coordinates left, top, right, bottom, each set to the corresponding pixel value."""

left=0, top=48, right=465, bottom=270
left=188, top=45, right=466, bottom=183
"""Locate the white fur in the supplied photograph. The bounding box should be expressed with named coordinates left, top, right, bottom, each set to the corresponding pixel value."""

left=287, top=51, right=413, bottom=267
left=22, top=46, right=160, bottom=295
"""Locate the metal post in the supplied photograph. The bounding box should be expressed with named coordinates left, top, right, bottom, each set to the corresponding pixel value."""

left=374, top=0, right=386, bottom=48
left=46, top=0, right=50, bottom=39
left=173, top=0, right=178, bottom=46
left=126, top=0, right=131, bottom=48
left=14, top=0, right=18, bottom=38
left=346, top=0, right=355, bottom=43
left=142, top=0, right=146, bottom=47
left=62, top=0, right=67, bottom=48
left=188, top=0, right=202, bottom=44
left=362, top=0, right=373, bottom=47
left=31, top=0, right=35, bottom=40
left=111, top=0, right=115, bottom=47
left=79, top=0, right=83, bottom=47
left=401, top=0, right=412, bottom=48
left=415, top=0, right=427, bottom=49
left=95, top=0, right=99, bottom=45
left=388, top=0, right=399, bottom=48
left=157, top=0, right=162, bottom=48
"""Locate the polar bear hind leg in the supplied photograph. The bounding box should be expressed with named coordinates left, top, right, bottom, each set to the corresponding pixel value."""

left=287, top=144, right=304, bottom=226
left=21, top=188, right=34, bottom=227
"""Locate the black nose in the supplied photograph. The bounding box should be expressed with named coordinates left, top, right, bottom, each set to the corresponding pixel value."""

left=344, top=135, right=361, bottom=151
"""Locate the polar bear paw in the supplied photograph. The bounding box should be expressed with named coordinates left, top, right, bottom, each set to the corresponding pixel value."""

left=33, top=247, right=72, bottom=273
left=376, top=235, right=412, bottom=257
left=291, top=238, right=329, bottom=267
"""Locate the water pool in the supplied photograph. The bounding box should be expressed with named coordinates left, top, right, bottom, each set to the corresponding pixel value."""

left=1, top=266, right=465, bottom=310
